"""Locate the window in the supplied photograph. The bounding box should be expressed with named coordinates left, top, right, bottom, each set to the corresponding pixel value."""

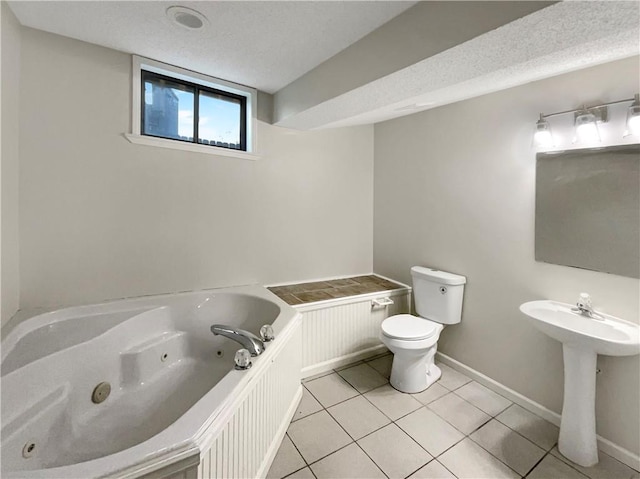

left=127, top=56, right=257, bottom=159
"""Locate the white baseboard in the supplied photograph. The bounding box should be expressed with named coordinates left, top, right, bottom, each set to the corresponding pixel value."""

left=436, top=352, right=640, bottom=472
left=255, top=385, right=304, bottom=479
left=301, top=345, right=388, bottom=378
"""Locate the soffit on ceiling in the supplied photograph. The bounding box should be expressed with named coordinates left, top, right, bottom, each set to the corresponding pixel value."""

left=273, top=1, right=640, bottom=130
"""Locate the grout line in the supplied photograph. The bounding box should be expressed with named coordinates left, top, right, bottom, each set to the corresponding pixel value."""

left=352, top=438, right=391, bottom=478
left=403, top=459, right=435, bottom=479
left=550, top=447, right=614, bottom=479
left=523, top=450, right=552, bottom=478
left=433, top=459, right=460, bottom=479
left=304, top=440, right=356, bottom=469
left=428, top=432, right=466, bottom=460
left=280, top=464, right=311, bottom=479
left=285, top=431, right=311, bottom=468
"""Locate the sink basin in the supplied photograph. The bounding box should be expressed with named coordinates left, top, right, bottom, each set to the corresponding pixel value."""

left=520, top=300, right=640, bottom=356
left=520, top=299, right=639, bottom=468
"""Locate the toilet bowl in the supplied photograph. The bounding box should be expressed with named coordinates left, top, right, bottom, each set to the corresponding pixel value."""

left=380, top=266, right=466, bottom=394
left=380, top=314, right=443, bottom=393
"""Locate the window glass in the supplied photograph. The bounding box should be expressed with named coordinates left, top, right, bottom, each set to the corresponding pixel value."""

left=198, top=91, right=242, bottom=149
left=143, top=76, right=194, bottom=141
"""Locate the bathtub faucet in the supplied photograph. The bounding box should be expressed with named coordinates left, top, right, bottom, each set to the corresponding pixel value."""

left=210, top=325, right=265, bottom=356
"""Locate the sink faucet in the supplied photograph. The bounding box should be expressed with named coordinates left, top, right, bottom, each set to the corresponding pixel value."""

left=571, top=293, right=605, bottom=320
left=210, top=324, right=265, bottom=356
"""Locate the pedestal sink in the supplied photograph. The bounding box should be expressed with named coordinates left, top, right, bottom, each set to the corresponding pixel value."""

left=520, top=299, right=640, bottom=467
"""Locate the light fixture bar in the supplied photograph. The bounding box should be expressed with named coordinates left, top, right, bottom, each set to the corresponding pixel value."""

left=540, top=97, right=636, bottom=119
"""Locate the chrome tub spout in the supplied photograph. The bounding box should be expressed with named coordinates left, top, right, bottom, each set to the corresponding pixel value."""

left=210, top=324, right=265, bottom=356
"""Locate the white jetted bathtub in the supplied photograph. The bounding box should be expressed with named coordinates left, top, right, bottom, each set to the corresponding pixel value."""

left=1, top=285, right=303, bottom=479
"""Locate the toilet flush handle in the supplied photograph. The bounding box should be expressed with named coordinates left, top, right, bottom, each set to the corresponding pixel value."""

left=372, top=297, right=394, bottom=309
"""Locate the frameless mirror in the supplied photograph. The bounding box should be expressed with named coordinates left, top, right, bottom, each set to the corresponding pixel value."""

left=535, top=144, right=640, bottom=278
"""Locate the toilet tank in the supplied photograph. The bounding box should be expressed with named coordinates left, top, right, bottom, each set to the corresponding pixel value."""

left=411, top=266, right=466, bottom=324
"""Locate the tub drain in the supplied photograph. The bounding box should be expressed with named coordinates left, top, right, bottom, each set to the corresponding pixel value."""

left=91, top=382, right=111, bottom=404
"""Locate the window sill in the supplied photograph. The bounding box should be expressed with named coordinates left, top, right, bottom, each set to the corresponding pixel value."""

left=124, top=134, right=261, bottom=161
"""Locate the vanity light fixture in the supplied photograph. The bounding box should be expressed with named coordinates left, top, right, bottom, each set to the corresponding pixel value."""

left=624, top=93, right=640, bottom=137
left=533, top=93, right=639, bottom=148
left=533, top=113, right=554, bottom=147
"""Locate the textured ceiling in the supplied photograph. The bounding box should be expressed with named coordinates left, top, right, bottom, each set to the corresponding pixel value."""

left=274, top=1, right=640, bottom=129
left=8, top=1, right=639, bottom=130
left=7, top=0, right=416, bottom=94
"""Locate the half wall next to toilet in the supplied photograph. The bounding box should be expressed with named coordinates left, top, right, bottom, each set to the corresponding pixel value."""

left=373, top=56, right=640, bottom=458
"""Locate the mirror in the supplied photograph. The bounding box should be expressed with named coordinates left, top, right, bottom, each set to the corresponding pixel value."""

left=535, top=144, right=640, bottom=278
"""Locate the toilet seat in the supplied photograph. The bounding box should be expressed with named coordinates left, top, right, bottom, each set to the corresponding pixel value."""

left=381, top=314, right=439, bottom=341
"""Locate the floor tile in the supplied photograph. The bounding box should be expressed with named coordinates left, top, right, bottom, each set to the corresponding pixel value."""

left=397, top=407, right=465, bottom=456
left=310, top=443, right=385, bottom=479
left=304, top=372, right=358, bottom=408
left=358, top=423, right=432, bottom=478
left=550, top=446, right=639, bottom=479
left=470, top=419, right=545, bottom=476
left=284, top=467, right=315, bottom=479
left=364, top=384, right=422, bottom=420
left=436, top=362, right=472, bottom=390
left=366, top=354, right=393, bottom=379
left=528, top=454, right=590, bottom=479
left=428, top=392, right=491, bottom=434
left=292, top=387, right=323, bottom=422
left=337, top=363, right=388, bottom=393
left=327, top=395, right=390, bottom=440
left=412, top=382, right=449, bottom=405
left=496, top=404, right=559, bottom=450
left=455, top=381, right=512, bottom=416
left=287, top=410, right=352, bottom=464
left=334, top=360, right=363, bottom=372
left=302, top=370, right=334, bottom=383
left=438, top=438, right=519, bottom=479
left=267, top=435, right=306, bottom=479
left=408, top=460, right=457, bottom=479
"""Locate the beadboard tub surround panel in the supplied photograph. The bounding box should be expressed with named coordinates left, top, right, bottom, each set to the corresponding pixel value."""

left=295, top=288, right=411, bottom=377
left=196, top=319, right=303, bottom=479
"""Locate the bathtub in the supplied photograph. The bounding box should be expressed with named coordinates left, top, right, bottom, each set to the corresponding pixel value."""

left=1, top=285, right=302, bottom=479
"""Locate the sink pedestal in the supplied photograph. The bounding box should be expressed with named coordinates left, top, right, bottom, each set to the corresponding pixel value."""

left=559, top=344, right=598, bottom=467
left=520, top=299, right=640, bottom=467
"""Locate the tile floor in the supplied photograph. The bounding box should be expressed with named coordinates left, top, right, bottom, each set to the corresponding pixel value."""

left=268, top=354, right=640, bottom=479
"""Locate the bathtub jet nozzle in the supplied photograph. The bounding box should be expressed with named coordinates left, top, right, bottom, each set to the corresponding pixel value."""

left=210, top=324, right=265, bottom=356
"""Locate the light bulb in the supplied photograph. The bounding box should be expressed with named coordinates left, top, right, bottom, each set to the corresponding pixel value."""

left=624, top=94, right=640, bottom=137
left=534, top=129, right=553, bottom=147
left=533, top=114, right=553, bottom=148
left=627, top=115, right=640, bottom=136
left=573, top=110, right=600, bottom=144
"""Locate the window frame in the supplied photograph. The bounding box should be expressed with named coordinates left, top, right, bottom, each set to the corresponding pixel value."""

left=127, top=55, right=259, bottom=160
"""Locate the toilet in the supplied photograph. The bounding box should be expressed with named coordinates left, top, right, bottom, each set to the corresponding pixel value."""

left=380, top=266, right=466, bottom=393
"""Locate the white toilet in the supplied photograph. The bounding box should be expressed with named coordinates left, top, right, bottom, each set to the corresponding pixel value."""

left=380, top=266, right=466, bottom=393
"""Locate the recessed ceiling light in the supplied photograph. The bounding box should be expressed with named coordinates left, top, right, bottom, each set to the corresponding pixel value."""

left=166, top=6, right=208, bottom=30
left=394, top=101, right=436, bottom=111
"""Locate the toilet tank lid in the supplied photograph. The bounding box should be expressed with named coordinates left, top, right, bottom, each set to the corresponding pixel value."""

left=411, top=266, right=466, bottom=285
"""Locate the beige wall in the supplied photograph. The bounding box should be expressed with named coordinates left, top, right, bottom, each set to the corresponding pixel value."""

left=1, top=2, right=21, bottom=326
left=374, top=56, right=640, bottom=455
left=17, top=28, right=373, bottom=310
